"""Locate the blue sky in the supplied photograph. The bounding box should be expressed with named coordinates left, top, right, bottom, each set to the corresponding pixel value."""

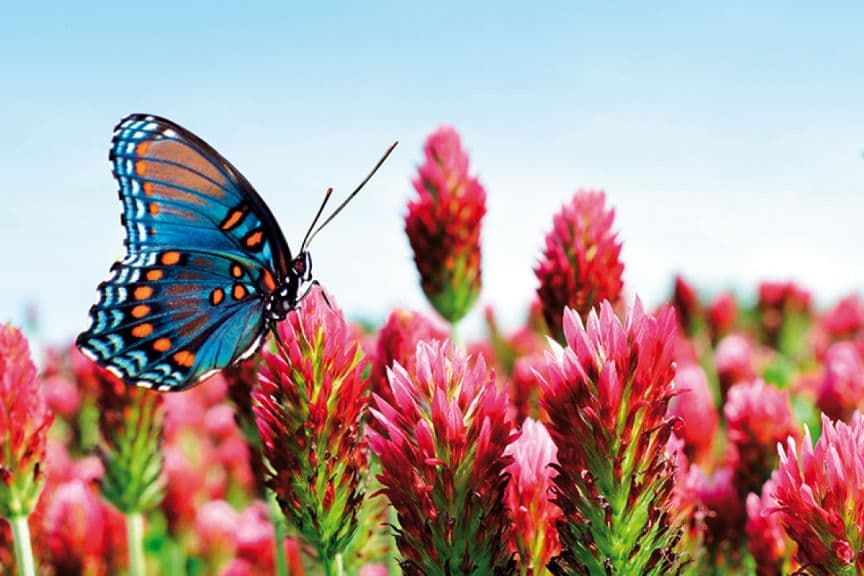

left=1, top=2, right=862, bottom=343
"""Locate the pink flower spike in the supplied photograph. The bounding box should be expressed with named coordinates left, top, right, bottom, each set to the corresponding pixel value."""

left=405, top=127, right=487, bottom=323
left=773, top=412, right=864, bottom=575
left=746, top=474, right=794, bottom=576
left=535, top=190, right=623, bottom=340
left=253, top=287, right=368, bottom=562
left=817, top=342, right=864, bottom=422
left=503, top=418, right=561, bottom=575
left=370, top=340, right=515, bottom=575
left=0, top=324, right=54, bottom=518
left=540, top=300, right=683, bottom=574
left=724, top=378, right=798, bottom=496
left=667, top=363, right=718, bottom=463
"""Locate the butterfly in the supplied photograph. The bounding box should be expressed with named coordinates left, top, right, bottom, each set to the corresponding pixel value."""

left=77, top=114, right=396, bottom=391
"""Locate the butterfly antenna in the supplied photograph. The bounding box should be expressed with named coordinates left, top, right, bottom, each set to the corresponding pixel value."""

left=300, top=187, right=334, bottom=254
left=304, top=140, right=398, bottom=249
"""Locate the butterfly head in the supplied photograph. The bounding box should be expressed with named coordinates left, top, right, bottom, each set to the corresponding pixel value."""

left=265, top=251, right=313, bottom=321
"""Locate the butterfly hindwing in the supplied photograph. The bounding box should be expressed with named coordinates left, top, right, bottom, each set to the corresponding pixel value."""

left=78, top=250, right=269, bottom=390
left=79, top=114, right=292, bottom=390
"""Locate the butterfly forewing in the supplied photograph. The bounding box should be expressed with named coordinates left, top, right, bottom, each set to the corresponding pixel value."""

left=78, top=114, right=291, bottom=390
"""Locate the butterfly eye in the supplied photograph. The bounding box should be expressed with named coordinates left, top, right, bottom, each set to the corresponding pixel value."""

left=292, top=252, right=313, bottom=282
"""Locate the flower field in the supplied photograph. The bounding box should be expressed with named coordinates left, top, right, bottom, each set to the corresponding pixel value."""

left=1, top=126, right=863, bottom=575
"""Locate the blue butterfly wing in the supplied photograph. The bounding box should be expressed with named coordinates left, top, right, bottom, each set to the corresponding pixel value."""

left=78, top=114, right=291, bottom=390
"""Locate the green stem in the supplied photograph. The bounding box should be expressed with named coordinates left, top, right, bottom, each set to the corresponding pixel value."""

left=450, top=319, right=464, bottom=350
left=10, top=515, right=36, bottom=576
left=323, top=552, right=344, bottom=576
left=126, top=511, right=146, bottom=576
left=268, top=492, right=289, bottom=576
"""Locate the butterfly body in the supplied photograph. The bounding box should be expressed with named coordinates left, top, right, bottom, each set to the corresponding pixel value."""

left=78, top=114, right=310, bottom=391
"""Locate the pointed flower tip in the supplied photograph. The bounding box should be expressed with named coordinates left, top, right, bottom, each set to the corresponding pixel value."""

left=504, top=418, right=561, bottom=570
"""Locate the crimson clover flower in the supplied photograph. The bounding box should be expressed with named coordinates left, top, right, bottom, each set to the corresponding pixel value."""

left=534, top=190, right=623, bottom=341
left=253, top=287, right=368, bottom=566
left=758, top=280, right=811, bottom=352
left=714, top=333, right=756, bottom=397
left=44, top=478, right=127, bottom=576
left=707, top=292, right=737, bottom=343
left=539, top=300, right=684, bottom=574
left=667, top=363, right=718, bottom=464
left=672, top=274, right=703, bottom=336
left=724, top=378, right=798, bottom=497
left=774, top=412, right=864, bottom=575
left=368, top=340, right=515, bottom=575
left=745, top=473, right=795, bottom=576
left=0, top=325, right=53, bottom=519
left=816, top=342, right=864, bottom=422
left=405, top=126, right=486, bottom=324
left=503, top=417, right=561, bottom=575
left=0, top=324, right=54, bottom=576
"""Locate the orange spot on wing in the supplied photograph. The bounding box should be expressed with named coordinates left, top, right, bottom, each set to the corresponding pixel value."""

left=232, top=284, right=247, bottom=300
left=134, top=286, right=153, bottom=300
left=161, top=251, right=181, bottom=265
left=231, top=264, right=243, bottom=278
left=131, top=305, right=150, bottom=318
left=142, top=182, right=155, bottom=196
left=146, top=269, right=163, bottom=281
left=135, top=161, right=147, bottom=176
left=132, top=323, right=153, bottom=338
left=262, top=270, right=276, bottom=291
left=221, top=206, right=247, bottom=231
left=149, top=203, right=160, bottom=216
left=173, top=350, right=196, bottom=368
left=153, top=338, right=172, bottom=352
left=245, top=230, right=263, bottom=248
left=135, top=142, right=151, bottom=156
left=211, top=288, right=224, bottom=305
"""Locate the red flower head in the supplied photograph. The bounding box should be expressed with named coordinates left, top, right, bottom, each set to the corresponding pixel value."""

left=672, top=274, right=703, bottom=336
left=503, top=417, right=561, bottom=575
left=708, top=292, right=738, bottom=342
left=714, top=333, right=756, bottom=396
left=822, top=294, right=864, bottom=339
left=534, top=190, right=624, bottom=341
left=667, top=363, right=718, bottom=464
left=368, top=340, right=515, bottom=575
left=774, top=412, right=864, bottom=575
left=405, top=126, right=486, bottom=323
left=724, top=379, right=798, bottom=496
left=816, top=342, right=864, bottom=422
left=690, top=466, right=748, bottom=559
left=44, top=479, right=127, bottom=576
left=253, top=287, right=368, bottom=561
left=539, top=300, right=684, bottom=574
left=746, top=473, right=794, bottom=576
left=370, top=308, right=448, bottom=407
left=0, top=324, right=54, bottom=518
left=758, top=280, right=812, bottom=350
